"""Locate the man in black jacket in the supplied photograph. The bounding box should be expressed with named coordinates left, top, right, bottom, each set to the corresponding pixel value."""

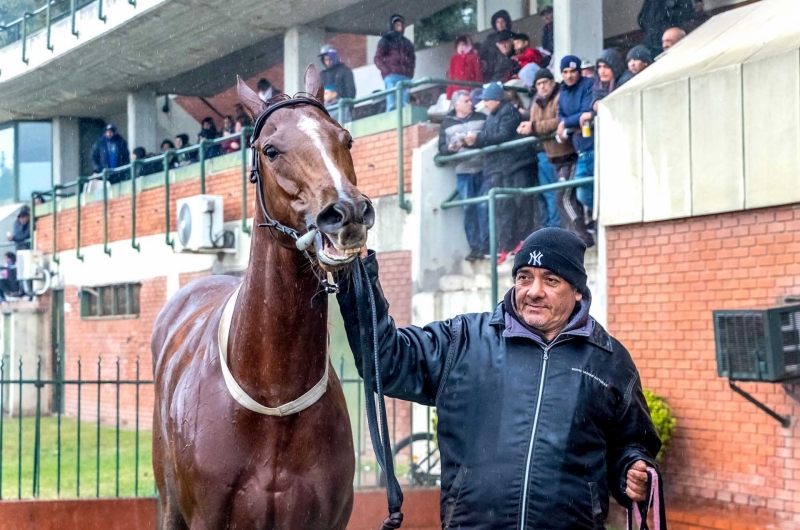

left=318, top=45, right=356, bottom=100
left=465, top=82, right=536, bottom=257
left=337, top=227, right=660, bottom=530
left=90, top=124, right=130, bottom=175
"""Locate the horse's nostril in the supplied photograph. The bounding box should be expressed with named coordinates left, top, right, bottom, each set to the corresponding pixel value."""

left=360, top=199, right=375, bottom=229
left=316, top=202, right=348, bottom=232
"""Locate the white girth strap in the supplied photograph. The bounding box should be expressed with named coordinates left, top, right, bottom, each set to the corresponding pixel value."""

left=217, top=283, right=329, bottom=416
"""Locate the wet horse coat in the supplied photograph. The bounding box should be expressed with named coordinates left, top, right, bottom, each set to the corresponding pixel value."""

left=151, top=67, right=369, bottom=529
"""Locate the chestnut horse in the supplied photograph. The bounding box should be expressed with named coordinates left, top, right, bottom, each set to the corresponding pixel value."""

left=151, top=66, right=373, bottom=529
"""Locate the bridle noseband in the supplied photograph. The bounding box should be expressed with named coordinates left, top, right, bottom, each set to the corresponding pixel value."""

left=247, top=94, right=340, bottom=293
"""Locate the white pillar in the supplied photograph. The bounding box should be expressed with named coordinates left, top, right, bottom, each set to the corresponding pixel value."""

left=52, top=117, right=80, bottom=185
left=553, top=0, right=603, bottom=72
left=126, top=91, right=158, bottom=153
left=283, top=25, right=327, bottom=95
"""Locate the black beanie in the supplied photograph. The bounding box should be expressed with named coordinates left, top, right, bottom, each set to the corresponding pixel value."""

left=534, top=68, right=554, bottom=83
left=512, top=228, right=587, bottom=294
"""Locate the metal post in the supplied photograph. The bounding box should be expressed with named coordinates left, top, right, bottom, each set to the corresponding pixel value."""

left=0, top=358, right=4, bottom=500
left=198, top=142, right=206, bottom=195
left=95, top=357, right=101, bottom=498
left=135, top=357, right=140, bottom=496
left=70, top=0, right=79, bottom=37
left=17, top=359, right=22, bottom=499
left=115, top=357, right=120, bottom=497
left=102, top=170, right=111, bottom=256
left=21, top=13, right=29, bottom=64
left=46, top=0, right=54, bottom=51
left=130, top=162, right=140, bottom=251
left=164, top=152, right=174, bottom=249
left=489, top=190, right=498, bottom=306
left=30, top=193, right=38, bottom=256
left=77, top=358, right=81, bottom=496
left=56, top=354, right=62, bottom=496
left=33, top=357, right=42, bottom=497
left=396, top=82, right=411, bottom=213
left=98, top=0, right=106, bottom=22
left=241, top=133, right=251, bottom=235
left=52, top=188, right=60, bottom=264
left=128, top=0, right=136, bottom=5
left=76, top=178, right=84, bottom=262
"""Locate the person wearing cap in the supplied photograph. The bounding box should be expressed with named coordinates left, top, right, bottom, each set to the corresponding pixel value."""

left=90, top=124, right=130, bottom=175
left=374, top=14, right=416, bottom=112
left=619, top=45, right=653, bottom=85
left=464, top=82, right=538, bottom=258
left=318, top=45, right=356, bottom=101
left=8, top=205, right=31, bottom=251
left=336, top=227, right=661, bottom=530
left=580, top=60, right=596, bottom=78
left=480, top=29, right=520, bottom=83
left=556, top=55, right=595, bottom=244
left=511, top=33, right=543, bottom=71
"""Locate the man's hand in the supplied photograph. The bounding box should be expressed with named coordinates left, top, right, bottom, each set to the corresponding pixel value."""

left=625, top=460, right=649, bottom=502
left=463, top=132, right=477, bottom=146
left=517, top=121, right=532, bottom=136
left=580, top=111, right=593, bottom=127
left=556, top=121, right=566, bottom=140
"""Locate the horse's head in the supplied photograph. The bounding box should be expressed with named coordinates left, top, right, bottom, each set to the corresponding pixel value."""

left=237, top=66, right=374, bottom=272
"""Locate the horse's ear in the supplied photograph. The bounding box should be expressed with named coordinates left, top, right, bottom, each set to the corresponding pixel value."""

left=304, top=64, right=324, bottom=103
left=236, top=76, right=265, bottom=120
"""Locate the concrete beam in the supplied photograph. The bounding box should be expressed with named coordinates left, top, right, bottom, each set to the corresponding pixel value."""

left=52, top=117, right=80, bottom=186
left=127, top=92, right=157, bottom=153
left=283, top=25, right=327, bottom=95
left=553, top=0, right=603, bottom=71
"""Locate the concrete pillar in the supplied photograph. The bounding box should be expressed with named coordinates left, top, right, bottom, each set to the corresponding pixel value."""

left=553, top=0, right=603, bottom=73
left=477, top=0, right=525, bottom=32
left=126, top=91, right=158, bottom=153
left=283, top=25, right=327, bottom=95
left=52, top=117, right=80, bottom=185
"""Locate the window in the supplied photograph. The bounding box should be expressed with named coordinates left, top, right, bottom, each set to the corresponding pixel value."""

left=0, top=120, right=53, bottom=204
left=80, top=283, right=141, bottom=319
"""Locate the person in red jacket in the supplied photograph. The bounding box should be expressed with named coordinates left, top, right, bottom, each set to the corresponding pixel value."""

left=446, top=35, right=483, bottom=98
left=512, top=33, right=543, bottom=70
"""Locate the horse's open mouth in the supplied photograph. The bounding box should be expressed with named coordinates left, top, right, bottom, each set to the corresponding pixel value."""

left=316, top=232, right=361, bottom=267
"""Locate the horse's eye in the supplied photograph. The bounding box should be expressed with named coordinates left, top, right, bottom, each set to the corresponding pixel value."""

left=265, top=147, right=279, bottom=160
left=346, top=139, right=353, bottom=150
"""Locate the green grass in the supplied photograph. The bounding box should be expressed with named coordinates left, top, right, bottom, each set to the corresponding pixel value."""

left=1, top=416, right=155, bottom=500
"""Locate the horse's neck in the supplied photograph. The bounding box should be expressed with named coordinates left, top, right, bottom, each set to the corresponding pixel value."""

left=226, top=228, right=328, bottom=406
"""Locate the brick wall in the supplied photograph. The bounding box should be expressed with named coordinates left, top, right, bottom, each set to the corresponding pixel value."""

left=35, top=124, right=436, bottom=253
left=606, top=204, right=800, bottom=528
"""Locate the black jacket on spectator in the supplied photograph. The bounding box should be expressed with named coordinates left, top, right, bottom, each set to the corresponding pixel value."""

left=542, top=22, right=554, bottom=53
left=374, top=17, right=416, bottom=79
left=336, top=252, right=661, bottom=530
left=321, top=62, right=357, bottom=100
left=638, top=0, right=693, bottom=54
left=10, top=218, right=30, bottom=250
left=438, top=110, right=486, bottom=175
left=90, top=133, right=130, bottom=174
left=479, top=43, right=520, bottom=83
left=473, top=100, right=534, bottom=182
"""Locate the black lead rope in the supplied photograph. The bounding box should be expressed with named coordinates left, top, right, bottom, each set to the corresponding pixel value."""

left=353, top=259, right=404, bottom=529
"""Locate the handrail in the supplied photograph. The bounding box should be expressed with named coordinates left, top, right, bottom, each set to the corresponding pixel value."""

left=434, top=136, right=542, bottom=166
left=441, top=178, right=595, bottom=308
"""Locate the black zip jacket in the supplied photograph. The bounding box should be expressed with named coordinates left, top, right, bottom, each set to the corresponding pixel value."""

left=337, top=252, right=661, bottom=530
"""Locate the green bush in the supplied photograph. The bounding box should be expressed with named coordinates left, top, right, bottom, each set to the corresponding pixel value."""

left=643, top=389, right=676, bottom=463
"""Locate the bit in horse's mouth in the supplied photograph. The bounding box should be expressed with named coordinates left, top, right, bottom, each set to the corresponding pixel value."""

left=317, top=232, right=361, bottom=266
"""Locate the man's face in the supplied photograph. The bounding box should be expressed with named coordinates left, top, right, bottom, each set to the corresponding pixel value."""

left=393, top=21, right=404, bottom=32
left=535, top=78, right=555, bottom=98
left=495, top=18, right=507, bottom=31
left=497, top=40, right=513, bottom=55
left=628, top=59, right=647, bottom=74
left=104, top=130, right=114, bottom=139
left=323, top=55, right=333, bottom=67
left=597, top=63, right=613, bottom=82
left=694, top=0, right=704, bottom=14
left=454, top=94, right=473, bottom=116
left=514, top=266, right=582, bottom=336
left=561, top=67, right=580, bottom=86
left=324, top=89, right=338, bottom=104
left=19, top=214, right=29, bottom=226
left=662, top=29, right=683, bottom=50
left=483, top=99, right=501, bottom=112
left=581, top=67, right=595, bottom=78
left=542, top=12, right=553, bottom=25
left=175, top=137, right=184, bottom=149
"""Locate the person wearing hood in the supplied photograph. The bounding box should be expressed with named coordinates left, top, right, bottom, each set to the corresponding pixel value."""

left=591, top=49, right=625, bottom=109
left=9, top=205, right=31, bottom=251
left=374, top=14, right=416, bottom=112
left=446, top=35, right=483, bottom=98
left=335, top=226, right=661, bottom=530
left=619, top=45, right=653, bottom=85
left=485, top=9, right=513, bottom=46
left=90, top=124, right=130, bottom=175
left=318, top=45, right=356, bottom=100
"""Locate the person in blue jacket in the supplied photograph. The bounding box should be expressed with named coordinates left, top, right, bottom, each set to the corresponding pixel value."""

left=557, top=55, right=596, bottom=242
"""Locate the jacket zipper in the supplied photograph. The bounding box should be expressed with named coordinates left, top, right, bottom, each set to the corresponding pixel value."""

left=518, top=339, right=562, bottom=529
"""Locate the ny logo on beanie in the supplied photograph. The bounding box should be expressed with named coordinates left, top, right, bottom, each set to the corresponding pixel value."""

left=528, top=251, right=543, bottom=266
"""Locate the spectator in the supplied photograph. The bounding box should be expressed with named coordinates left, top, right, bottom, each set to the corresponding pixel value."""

left=591, top=49, right=625, bottom=110
left=518, top=68, right=572, bottom=230
left=556, top=55, right=594, bottom=246
left=685, top=0, right=710, bottom=33
left=8, top=206, right=30, bottom=251
left=511, top=33, right=542, bottom=70
left=469, top=87, right=483, bottom=109
left=160, top=139, right=175, bottom=152
left=318, top=45, right=356, bottom=100
left=482, top=29, right=519, bottom=83
left=198, top=117, right=222, bottom=159
left=374, top=14, right=416, bottom=112
left=90, top=124, right=130, bottom=175
left=620, top=45, right=653, bottom=85
left=233, top=104, right=249, bottom=123
left=464, top=82, right=538, bottom=261
left=222, top=115, right=235, bottom=136
left=540, top=6, right=554, bottom=54
left=581, top=60, right=596, bottom=78
left=485, top=10, right=513, bottom=46
left=257, top=78, right=278, bottom=102
left=446, top=35, right=482, bottom=98
left=132, top=147, right=161, bottom=177
left=221, top=117, right=250, bottom=154
left=0, top=252, right=20, bottom=302
left=173, top=134, right=197, bottom=167
left=638, top=0, right=692, bottom=55
left=324, top=85, right=352, bottom=123
left=662, top=27, right=686, bottom=51
left=439, top=90, right=488, bottom=261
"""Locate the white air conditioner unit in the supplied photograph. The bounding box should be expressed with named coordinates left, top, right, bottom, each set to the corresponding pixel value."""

left=16, top=249, right=42, bottom=280
left=176, top=195, right=231, bottom=252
